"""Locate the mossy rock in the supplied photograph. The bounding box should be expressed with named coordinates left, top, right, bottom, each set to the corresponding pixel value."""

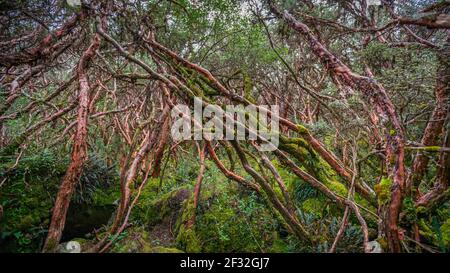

left=133, top=186, right=191, bottom=227
left=70, top=238, right=93, bottom=252
left=175, top=183, right=277, bottom=253
left=110, top=227, right=152, bottom=253
left=176, top=226, right=202, bottom=253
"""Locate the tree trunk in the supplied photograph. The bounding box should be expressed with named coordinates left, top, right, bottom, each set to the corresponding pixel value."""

left=187, top=143, right=206, bottom=228
left=409, top=34, right=450, bottom=191
left=42, top=33, right=101, bottom=252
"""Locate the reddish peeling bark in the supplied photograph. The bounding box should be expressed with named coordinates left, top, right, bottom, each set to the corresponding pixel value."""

left=231, top=141, right=312, bottom=243
left=150, top=119, right=170, bottom=178
left=151, top=89, right=172, bottom=178
left=42, top=32, right=101, bottom=252
left=416, top=129, right=450, bottom=209
left=303, top=129, right=375, bottom=204
left=109, top=104, right=170, bottom=234
left=206, top=141, right=260, bottom=192
left=146, top=38, right=246, bottom=104
left=409, top=36, right=450, bottom=191
left=256, top=143, right=294, bottom=213
left=397, top=13, right=450, bottom=29
left=0, top=65, right=45, bottom=119
left=152, top=115, right=170, bottom=178
left=86, top=105, right=171, bottom=253
left=147, top=36, right=375, bottom=204
left=111, top=133, right=153, bottom=234
left=0, top=11, right=84, bottom=67
left=187, top=143, right=206, bottom=228
left=274, top=148, right=369, bottom=252
left=0, top=75, right=76, bottom=123
left=269, top=2, right=406, bottom=252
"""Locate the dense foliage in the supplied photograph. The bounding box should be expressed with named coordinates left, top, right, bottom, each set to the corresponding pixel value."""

left=0, top=0, right=449, bottom=253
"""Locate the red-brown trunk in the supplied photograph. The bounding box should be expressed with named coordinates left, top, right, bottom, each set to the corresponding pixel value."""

left=42, top=33, right=100, bottom=252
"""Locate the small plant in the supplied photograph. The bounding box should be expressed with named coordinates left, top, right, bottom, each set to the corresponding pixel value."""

left=72, top=156, right=117, bottom=204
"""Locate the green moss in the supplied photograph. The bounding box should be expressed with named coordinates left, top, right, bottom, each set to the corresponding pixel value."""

left=176, top=226, right=202, bottom=253
left=296, top=124, right=309, bottom=135
left=42, top=238, right=58, bottom=252
left=416, top=206, right=428, bottom=215
left=415, top=216, right=450, bottom=251
left=147, top=246, right=184, bottom=253
left=279, top=135, right=311, bottom=152
left=108, top=227, right=182, bottom=253
left=279, top=136, right=351, bottom=198
left=133, top=185, right=191, bottom=226
left=269, top=234, right=291, bottom=253
left=328, top=181, right=348, bottom=196
left=173, top=197, right=201, bottom=253
left=280, top=143, right=309, bottom=161
left=302, top=199, right=324, bottom=218
left=1, top=151, right=118, bottom=252
left=91, top=188, right=119, bottom=206
left=440, top=219, right=450, bottom=248
left=178, top=65, right=218, bottom=99
left=17, top=214, right=40, bottom=230
left=418, top=218, right=436, bottom=243
left=110, top=227, right=151, bottom=253
left=174, top=179, right=277, bottom=253
left=70, top=238, right=91, bottom=251
left=242, top=71, right=256, bottom=103
left=0, top=179, right=54, bottom=252
left=354, top=195, right=377, bottom=216
left=194, top=77, right=219, bottom=96
left=401, top=197, right=417, bottom=225
left=374, top=177, right=392, bottom=206
left=376, top=237, right=388, bottom=251
left=425, top=146, right=442, bottom=151
left=278, top=137, right=319, bottom=174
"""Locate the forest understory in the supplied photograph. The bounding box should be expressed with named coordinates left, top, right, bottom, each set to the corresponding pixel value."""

left=0, top=0, right=449, bottom=253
